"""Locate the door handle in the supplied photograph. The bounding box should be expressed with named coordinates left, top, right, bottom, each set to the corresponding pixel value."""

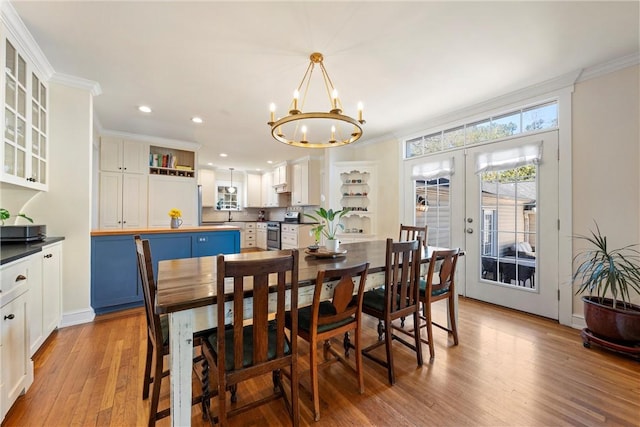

left=466, top=228, right=474, bottom=234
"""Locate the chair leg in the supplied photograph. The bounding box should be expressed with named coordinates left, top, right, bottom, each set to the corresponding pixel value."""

left=448, top=296, right=459, bottom=345
left=355, top=326, right=364, bottom=394
left=413, top=309, right=423, bottom=367
left=377, top=319, right=384, bottom=341
left=230, top=384, right=238, bottom=403
left=310, top=339, right=321, bottom=421
left=425, top=305, right=435, bottom=362
left=218, top=376, right=227, bottom=427
left=148, top=351, right=163, bottom=427
left=200, top=354, right=210, bottom=420
left=384, top=320, right=395, bottom=385
left=142, top=337, right=153, bottom=400
left=343, top=332, right=351, bottom=358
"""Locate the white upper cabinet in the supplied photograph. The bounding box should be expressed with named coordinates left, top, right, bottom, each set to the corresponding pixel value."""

left=99, top=137, right=148, bottom=174
left=198, top=169, right=216, bottom=207
left=1, top=36, right=49, bottom=190
left=291, top=156, right=321, bottom=206
left=272, top=162, right=290, bottom=193
left=246, top=172, right=262, bottom=208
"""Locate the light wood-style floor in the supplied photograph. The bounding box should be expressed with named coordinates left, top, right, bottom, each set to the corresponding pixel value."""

left=3, top=297, right=639, bottom=427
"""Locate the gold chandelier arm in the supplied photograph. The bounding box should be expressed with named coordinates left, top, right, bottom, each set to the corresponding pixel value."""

left=318, top=62, right=340, bottom=111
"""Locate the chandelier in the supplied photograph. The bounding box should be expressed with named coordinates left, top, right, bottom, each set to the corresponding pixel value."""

left=267, top=52, right=365, bottom=148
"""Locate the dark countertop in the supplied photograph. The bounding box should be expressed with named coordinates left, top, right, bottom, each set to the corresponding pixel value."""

left=90, top=225, right=240, bottom=236
left=1, top=236, right=65, bottom=266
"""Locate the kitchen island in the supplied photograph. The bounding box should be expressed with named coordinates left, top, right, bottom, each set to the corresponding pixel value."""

left=90, top=226, right=241, bottom=314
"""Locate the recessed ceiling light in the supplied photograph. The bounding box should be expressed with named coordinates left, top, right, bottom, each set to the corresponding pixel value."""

left=256, top=168, right=262, bottom=171
left=191, top=116, right=203, bottom=124
left=219, top=153, right=228, bottom=157
left=138, top=105, right=152, bottom=113
left=207, top=162, right=213, bottom=166
left=267, top=160, right=273, bottom=164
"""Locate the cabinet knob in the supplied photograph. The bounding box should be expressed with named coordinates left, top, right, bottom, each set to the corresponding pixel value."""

left=15, top=274, right=27, bottom=282
left=44, top=253, right=53, bottom=258
left=4, top=314, right=15, bottom=320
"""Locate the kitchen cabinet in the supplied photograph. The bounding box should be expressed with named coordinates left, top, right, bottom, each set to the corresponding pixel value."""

left=98, top=136, right=149, bottom=229
left=91, top=230, right=240, bottom=314
left=1, top=36, right=49, bottom=191
left=243, top=222, right=256, bottom=248
left=261, top=171, right=289, bottom=207
left=148, top=175, right=197, bottom=227
left=149, top=145, right=195, bottom=178
left=281, top=224, right=315, bottom=250
left=41, top=242, right=62, bottom=338
left=291, top=156, right=321, bottom=206
left=246, top=173, right=262, bottom=207
left=0, top=256, right=33, bottom=422
left=272, top=162, right=290, bottom=193
left=100, top=137, right=148, bottom=174
left=26, top=254, right=42, bottom=357
left=256, top=222, right=267, bottom=249
left=198, top=169, right=216, bottom=207
left=99, top=172, right=148, bottom=229
left=332, top=161, right=378, bottom=242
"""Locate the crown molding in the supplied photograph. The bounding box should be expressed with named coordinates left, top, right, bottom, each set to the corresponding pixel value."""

left=1, top=0, right=54, bottom=79
left=99, top=129, right=201, bottom=151
left=576, top=52, right=640, bottom=83
left=50, top=72, right=102, bottom=96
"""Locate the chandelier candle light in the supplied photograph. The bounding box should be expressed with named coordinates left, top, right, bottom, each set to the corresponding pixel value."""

left=268, top=52, right=365, bottom=148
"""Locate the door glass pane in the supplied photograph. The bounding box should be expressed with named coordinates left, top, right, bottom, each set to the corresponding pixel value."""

left=40, top=161, right=46, bottom=184
left=17, top=87, right=26, bottom=116
left=480, top=165, right=537, bottom=288
left=40, top=83, right=47, bottom=105
left=5, top=78, right=16, bottom=109
left=40, top=134, right=46, bottom=157
left=18, top=56, right=26, bottom=86
left=523, top=103, right=558, bottom=132
left=4, top=143, right=15, bottom=174
left=40, top=108, right=46, bottom=133
left=6, top=41, right=16, bottom=76
left=17, top=118, right=25, bottom=148
left=32, top=74, right=39, bottom=100
left=32, top=101, right=39, bottom=128
left=31, top=130, right=39, bottom=155
left=5, top=108, right=15, bottom=141
left=16, top=148, right=25, bottom=178
left=32, top=157, right=39, bottom=181
left=416, top=177, right=450, bottom=247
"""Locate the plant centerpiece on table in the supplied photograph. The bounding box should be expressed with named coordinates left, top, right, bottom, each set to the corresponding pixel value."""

left=0, top=208, right=33, bottom=226
left=168, top=208, right=183, bottom=229
left=305, top=207, right=348, bottom=252
left=572, top=222, right=640, bottom=355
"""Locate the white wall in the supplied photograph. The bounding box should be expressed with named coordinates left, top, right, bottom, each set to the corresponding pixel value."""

left=572, top=64, right=640, bottom=312
left=23, top=82, right=94, bottom=326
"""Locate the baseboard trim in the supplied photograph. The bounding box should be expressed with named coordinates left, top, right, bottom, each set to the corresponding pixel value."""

left=60, top=308, right=95, bottom=328
left=571, top=314, right=586, bottom=330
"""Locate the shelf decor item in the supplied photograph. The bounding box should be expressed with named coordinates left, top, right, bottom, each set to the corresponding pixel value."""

left=168, top=208, right=183, bottom=229
left=573, top=222, right=640, bottom=357
left=305, top=207, right=348, bottom=252
left=267, top=52, right=365, bottom=148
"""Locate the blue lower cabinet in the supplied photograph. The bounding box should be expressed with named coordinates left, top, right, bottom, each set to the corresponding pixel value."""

left=91, top=230, right=240, bottom=314
left=192, top=230, right=240, bottom=257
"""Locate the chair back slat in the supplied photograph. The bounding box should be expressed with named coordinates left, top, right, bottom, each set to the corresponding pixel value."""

left=399, top=224, right=428, bottom=247
left=134, top=236, right=163, bottom=348
left=314, top=263, right=369, bottom=327
left=386, top=237, right=422, bottom=313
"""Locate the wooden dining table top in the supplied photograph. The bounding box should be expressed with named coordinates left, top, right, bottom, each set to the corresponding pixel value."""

left=156, top=240, right=453, bottom=315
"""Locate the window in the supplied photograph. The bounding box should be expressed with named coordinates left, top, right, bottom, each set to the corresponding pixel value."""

left=216, top=186, right=239, bottom=210
left=404, top=101, right=558, bottom=159
left=415, top=178, right=451, bottom=248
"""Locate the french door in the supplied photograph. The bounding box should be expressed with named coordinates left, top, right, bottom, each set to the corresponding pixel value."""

left=464, top=131, right=558, bottom=319
left=407, top=131, right=559, bottom=319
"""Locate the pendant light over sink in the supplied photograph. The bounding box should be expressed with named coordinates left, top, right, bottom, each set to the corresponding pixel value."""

left=227, top=167, right=236, bottom=194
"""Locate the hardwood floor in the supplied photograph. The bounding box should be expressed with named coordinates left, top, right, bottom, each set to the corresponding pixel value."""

left=3, top=297, right=639, bottom=426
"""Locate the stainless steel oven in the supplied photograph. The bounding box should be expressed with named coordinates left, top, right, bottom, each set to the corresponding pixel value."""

left=266, top=221, right=281, bottom=250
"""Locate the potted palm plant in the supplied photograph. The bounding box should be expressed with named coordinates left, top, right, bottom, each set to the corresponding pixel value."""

left=305, top=207, right=348, bottom=252
left=573, top=223, right=640, bottom=354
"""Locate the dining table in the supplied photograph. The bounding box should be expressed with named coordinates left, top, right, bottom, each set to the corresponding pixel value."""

left=155, top=240, right=456, bottom=426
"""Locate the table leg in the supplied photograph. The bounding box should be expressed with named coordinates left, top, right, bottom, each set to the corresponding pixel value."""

left=169, top=310, right=194, bottom=426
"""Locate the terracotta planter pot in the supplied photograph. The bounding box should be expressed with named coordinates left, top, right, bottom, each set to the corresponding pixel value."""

left=582, top=296, right=640, bottom=343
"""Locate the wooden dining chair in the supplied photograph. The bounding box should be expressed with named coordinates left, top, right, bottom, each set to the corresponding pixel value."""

left=286, top=262, right=369, bottom=421
left=418, top=248, right=460, bottom=361
left=361, top=238, right=423, bottom=385
left=134, top=235, right=214, bottom=426
left=202, top=250, right=300, bottom=426
left=399, top=223, right=428, bottom=247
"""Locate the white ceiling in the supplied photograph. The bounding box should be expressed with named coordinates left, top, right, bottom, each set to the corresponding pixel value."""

left=10, top=1, right=640, bottom=172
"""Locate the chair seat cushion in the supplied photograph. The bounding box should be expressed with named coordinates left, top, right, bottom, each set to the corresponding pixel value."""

left=419, top=278, right=450, bottom=297
left=362, top=287, right=386, bottom=312
left=287, top=301, right=355, bottom=334
left=206, top=321, right=291, bottom=371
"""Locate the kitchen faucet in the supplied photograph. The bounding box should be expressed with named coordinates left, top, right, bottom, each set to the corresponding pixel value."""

left=228, top=210, right=232, bottom=222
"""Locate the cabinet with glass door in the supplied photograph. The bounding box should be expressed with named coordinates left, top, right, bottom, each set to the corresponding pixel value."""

left=2, top=36, right=48, bottom=190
